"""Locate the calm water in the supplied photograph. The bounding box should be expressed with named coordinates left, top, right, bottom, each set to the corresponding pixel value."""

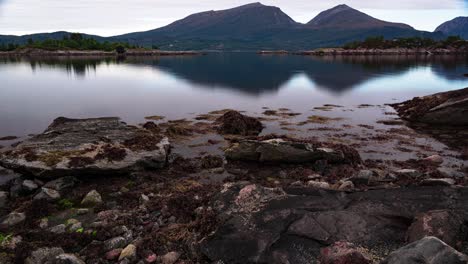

left=1, top=53, right=468, bottom=139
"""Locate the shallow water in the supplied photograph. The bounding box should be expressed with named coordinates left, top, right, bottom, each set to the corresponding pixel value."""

left=0, top=54, right=468, bottom=166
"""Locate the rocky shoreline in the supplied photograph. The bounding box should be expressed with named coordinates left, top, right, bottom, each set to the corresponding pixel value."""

left=0, top=49, right=203, bottom=57
left=0, top=89, right=467, bottom=263
left=257, top=47, right=468, bottom=56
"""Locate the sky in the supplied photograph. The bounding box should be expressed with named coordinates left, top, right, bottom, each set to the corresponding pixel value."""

left=0, top=0, right=467, bottom=36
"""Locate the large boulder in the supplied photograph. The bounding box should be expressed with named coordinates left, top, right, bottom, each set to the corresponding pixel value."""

left=216, top=111, right=263, bottom=136
left=0, top=117, right=170, bottom=179
left=225, top=138, right=361, bottom=164
left=201, top=184, right=468, bottom=263
left=391, top=87, right=468, bottom=126
left=382, top=236, right=468, bottom=264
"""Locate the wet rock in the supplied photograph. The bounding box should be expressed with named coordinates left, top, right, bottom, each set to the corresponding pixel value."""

left=0, top=117, right=170, bottom=179
left=22, top=179, right=39, bottom=191
left=421, top=178, right=455, bottom=186
left=43, top=176, right=78, bottom=191
left=395, top=169, right=421, bottom=178
left=34, top=187, right=61, bottom=201
left=423, top=155, right=444, bottom=165
left=54, top=253, right=85, bottom=264
left=105, top=249, right=123, bottom=260
left=391, top=87, right=468, bottom=126
left=0, top=191, right=8, bottom=208
left=407, top=210, right=465, bottom=248
left=25, top=247, right=65, bottom=264
left=118, top=244, right=137, bottom=261
left=382, top=236, right=468, bottom=264
left=319, top=241, right=372, bottom=264
left=161, top=251, right=181, bottom=264
left=1, top=211, right=25, bottom=227
left=216, top=110, right=263, bottom=136
left=225, top=139, right=360, bottom=164
left=81, top=190, right=102, bottom=206
left=202, top=184, right=468, bottom=263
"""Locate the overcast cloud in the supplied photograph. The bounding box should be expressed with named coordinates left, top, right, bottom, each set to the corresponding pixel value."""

left=0, top=0, right=466, bottom=36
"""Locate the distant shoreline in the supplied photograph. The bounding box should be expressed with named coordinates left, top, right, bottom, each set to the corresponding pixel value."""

left=0, top=48, right=203, bottom=57
left=259, top=48, right=468, bottom=56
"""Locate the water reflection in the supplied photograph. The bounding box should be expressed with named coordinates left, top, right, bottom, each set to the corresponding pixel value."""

left=2, top=54, right=467, bottom=95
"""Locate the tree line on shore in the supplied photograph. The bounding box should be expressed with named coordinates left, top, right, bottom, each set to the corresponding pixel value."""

left=343, top=36, right=466, bottom=50
left=0, top=33, right=160, bottom=52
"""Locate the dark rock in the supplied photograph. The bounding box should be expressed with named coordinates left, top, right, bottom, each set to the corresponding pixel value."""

left=54, top=253, right=86, bottom=264
left=34, top=187, right=61, bottom=201
left=0, top=117, right=170, bottom=179
left=382, top=236, right=468, bottom=264
left=391, top=87, right=468, bottom=126
left=225, top=139, right=360, bottom=164
left=216, top=111, right=263, bottom=136
left=202, top=184, right=468, bottom=263
left=0, top=191, right=8, bottom=208
left=407, top=210, right=465, bottom=248
left=0, top=136, right=18, bottom=141
left=319, top=241, right=372, bottom=264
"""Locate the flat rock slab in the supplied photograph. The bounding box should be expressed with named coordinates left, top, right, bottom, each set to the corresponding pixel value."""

left=0, top=117, right=170, bottom=179
left=391, top=87, right=468, bottom=126
left=201, top=184, right=468, bottom=263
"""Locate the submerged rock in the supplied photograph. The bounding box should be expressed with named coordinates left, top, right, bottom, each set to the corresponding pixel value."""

left=0, top=117, right=170, bottom=179
left=391, top=87, right=468, bottom=126
left=225, top=138, right=361, bottom=164
left=216, top=110, right=263, bottom=136
left=382, top=236, right=468, bottom=264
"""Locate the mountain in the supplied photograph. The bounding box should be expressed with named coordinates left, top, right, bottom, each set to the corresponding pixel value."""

left=0, top=31, right=106, bottom=45
left=1, top=3, right=446, bottom=50
left=435, top=17, right=468, bottom=39
left=307, top=4, right=413, bottom=29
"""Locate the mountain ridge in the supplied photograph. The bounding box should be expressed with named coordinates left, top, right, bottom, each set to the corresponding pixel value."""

left=435, top=17, right=468, bottom=39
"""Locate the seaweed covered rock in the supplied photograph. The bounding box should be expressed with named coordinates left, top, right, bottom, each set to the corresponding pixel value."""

left=225, top=138, right=361, bottom=164
left=0, top=117, right=170, bottom=179
left=216, top=111, right=263, bottom=136
left=391, top=87, right=468, bottom=126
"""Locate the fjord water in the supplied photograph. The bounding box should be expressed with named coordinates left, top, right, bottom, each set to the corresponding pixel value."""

left=0, top=53, right=467, bottom=138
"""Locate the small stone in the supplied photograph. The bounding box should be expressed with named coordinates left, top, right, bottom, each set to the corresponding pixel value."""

left=437, top=168, right=465, bottom=179
left=290, top=181, right=303, bottom=187
left=49, top=224, right=66, bottom=234
left=1, top=235, right=22, bottom=250
left=69, top=222, right=83, bottom=232
left=1, top=212, right=26, bottom=226
left=39, top=218, right=49, bottom=229
left=423, top=155, right=443, bottom=165
left=81, top=190, right=102, bottom=206
left=421, top=178, right=455, bottom=186
left=54, top=253, right=85, bottom=264
left=76, top=208, right=89, bottom=215
left=118, top=244, right=137, bottom=261
left=145, top=253, right=157, bottom=263
left=104, top=236, right=127, bottom=251
left=34, top=187, right=61, bottom=201
left=105, top=249, right=123, bottom=260
left=0, top=191, right=8, bottom=208
left=141, top=194, right=150, bottom=203
left=161, top=251, right=181, bottom=264
left=307, top=181, right=330, bottom=189
left=338, top=181, right=355, bottom=191
left=22, top=180, right=39, bottom=191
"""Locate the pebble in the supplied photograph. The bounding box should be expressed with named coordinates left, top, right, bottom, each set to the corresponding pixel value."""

left=395, top=169, right=421, bottom=178
left=1, top=212, right=26, bottom=226
left=307, top=181, right=330, bottom=189
left=34, top=187, right=61, bottom=201
left=39, top=218, right=49, bottom=229
left=104, top=236, right=127, bottom=251
left=118, top=244, right=137, bottom=261
left=76, top=208, right=89, bottom=215
left=22, top=180, right=39, bottom=191
left=145, top=253, right=158, bottom=263
left=49, top=224, right=66, bottom=234
left=423, top=155, right=444, bottom=164
left=105, top=249, right=123, bottom=260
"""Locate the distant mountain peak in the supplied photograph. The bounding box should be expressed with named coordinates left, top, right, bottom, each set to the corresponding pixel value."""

left=435, top=17, right=468, bottom=39
left=307, top=4, right=413, bottom=30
